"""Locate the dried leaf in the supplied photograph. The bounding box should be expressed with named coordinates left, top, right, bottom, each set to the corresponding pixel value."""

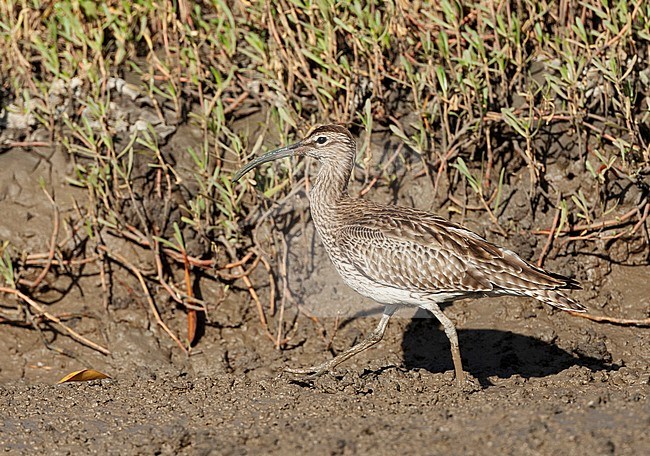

left=57, top=369, right=111, bottom=384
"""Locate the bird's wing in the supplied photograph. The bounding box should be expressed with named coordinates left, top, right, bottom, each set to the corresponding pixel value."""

left=336, top=211, right=573, bottom=296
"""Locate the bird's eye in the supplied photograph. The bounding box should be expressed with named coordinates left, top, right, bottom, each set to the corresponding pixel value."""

left=315, top=136, right=328, bottom=145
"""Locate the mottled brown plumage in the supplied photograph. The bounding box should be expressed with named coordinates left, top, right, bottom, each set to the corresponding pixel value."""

left=234, top=124, right=585, bottom=385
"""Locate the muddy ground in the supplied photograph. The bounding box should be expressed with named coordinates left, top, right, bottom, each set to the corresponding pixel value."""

left=1, top=117, right=649, bottom=455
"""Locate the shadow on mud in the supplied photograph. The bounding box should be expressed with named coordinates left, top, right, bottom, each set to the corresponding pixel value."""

left=401, top=317, right=618, bottom=388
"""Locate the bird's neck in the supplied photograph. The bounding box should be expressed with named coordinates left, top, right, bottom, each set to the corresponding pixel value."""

left=309, top=161, right=352, bottom=220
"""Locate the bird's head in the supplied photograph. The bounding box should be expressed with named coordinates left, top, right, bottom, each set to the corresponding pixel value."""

left=233, top=124, right=356, bottom=182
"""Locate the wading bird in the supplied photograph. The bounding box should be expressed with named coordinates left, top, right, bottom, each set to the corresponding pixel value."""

left=233, top=125, right=584, bottom=385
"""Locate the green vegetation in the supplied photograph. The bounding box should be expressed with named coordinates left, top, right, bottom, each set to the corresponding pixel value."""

left=1, top=1, right=648, bottom=351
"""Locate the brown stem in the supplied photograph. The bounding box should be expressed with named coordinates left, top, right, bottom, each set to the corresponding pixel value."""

left=0, top=286, right=110, bottom=355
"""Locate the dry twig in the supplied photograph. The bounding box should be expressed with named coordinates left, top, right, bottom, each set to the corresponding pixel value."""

left=98, top=245, right=187, bottom=353
left=18, top=188, right=59, bottom=289
left=568, top=311, right=650, bottom=327
left=0, top=286, right=110, bottom=355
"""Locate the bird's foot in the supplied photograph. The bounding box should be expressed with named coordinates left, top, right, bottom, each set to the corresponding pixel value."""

left=283, top=361, right=334, bottom=380
left=453, top=370, right=481, bottom=392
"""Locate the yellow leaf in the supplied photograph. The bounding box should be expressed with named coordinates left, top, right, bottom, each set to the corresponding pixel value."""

left=57, top=369, right=111, bottom=384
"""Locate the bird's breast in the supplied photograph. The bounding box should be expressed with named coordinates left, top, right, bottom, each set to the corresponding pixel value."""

left=316, top=236, right=424, bottom=306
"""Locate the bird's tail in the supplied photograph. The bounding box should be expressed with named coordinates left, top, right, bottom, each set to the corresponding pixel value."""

left=527, top=289, right=586, bottom=312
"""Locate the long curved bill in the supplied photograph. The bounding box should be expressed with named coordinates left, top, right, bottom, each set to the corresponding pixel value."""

left=232, top=143, right=300, bottom=182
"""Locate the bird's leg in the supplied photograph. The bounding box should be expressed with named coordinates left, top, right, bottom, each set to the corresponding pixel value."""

left=285, top=305, right=397, bottom=378
left=421, top=302, right=465, bottom=386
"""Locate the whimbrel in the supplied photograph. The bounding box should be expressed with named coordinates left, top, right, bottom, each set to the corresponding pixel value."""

left=233, top=125, right=585, bottom=385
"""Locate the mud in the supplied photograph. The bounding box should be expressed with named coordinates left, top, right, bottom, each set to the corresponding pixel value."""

left=1, top=112, right=649, bottom=454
